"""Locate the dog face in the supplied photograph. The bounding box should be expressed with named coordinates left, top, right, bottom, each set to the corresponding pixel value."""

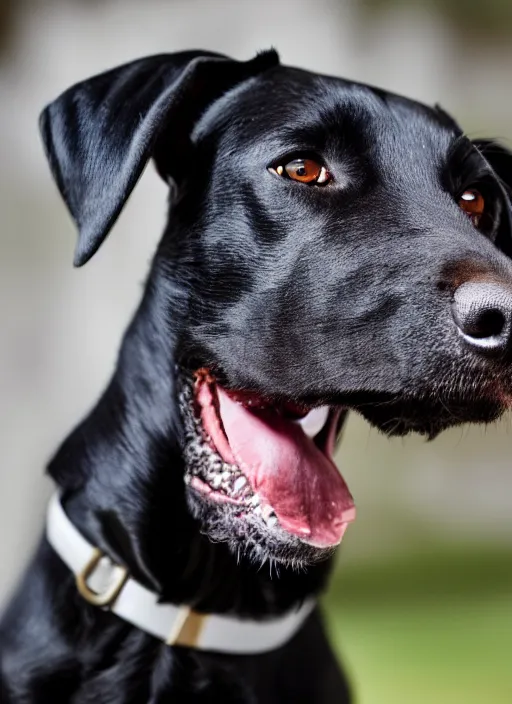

left=41, top=51, right=512, bottom=566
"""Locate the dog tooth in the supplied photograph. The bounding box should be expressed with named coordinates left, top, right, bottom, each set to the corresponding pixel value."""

left=233, top=476, right=247, bottom=493
left=212, top=475, right=222, bottom=489
left=295, top=405, right=330, bottom=438
left=266, top=516, right=278, bottom=528
left=253, top=505, right=262, bottom=515
left=249, top=494, right=260, bottom=506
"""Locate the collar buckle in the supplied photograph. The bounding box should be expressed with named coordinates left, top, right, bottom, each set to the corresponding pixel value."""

left=76, top=547, right=129, bottom=607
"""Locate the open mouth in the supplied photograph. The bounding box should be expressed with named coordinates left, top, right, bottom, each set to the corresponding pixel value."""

left=180, top=368, right=356, bottom=554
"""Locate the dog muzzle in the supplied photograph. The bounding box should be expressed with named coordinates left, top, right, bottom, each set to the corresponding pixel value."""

left=46, top=493, right=315, bottom=654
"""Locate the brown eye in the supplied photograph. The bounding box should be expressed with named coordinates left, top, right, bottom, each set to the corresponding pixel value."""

left=273, top=158, right=330, bottom=185
left=458, top=189, right=485, bottom=227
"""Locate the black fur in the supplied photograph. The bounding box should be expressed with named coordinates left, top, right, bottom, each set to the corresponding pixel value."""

left=1, top=50, right=512, bottom=702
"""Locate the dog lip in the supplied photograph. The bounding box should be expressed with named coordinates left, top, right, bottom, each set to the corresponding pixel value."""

left=190, top=476, right=248, bottom=505
left=194, top=364, right=343, bottom=413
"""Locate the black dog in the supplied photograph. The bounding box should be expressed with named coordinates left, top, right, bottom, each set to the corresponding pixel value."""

left=1, top=49, right=512, bottom=703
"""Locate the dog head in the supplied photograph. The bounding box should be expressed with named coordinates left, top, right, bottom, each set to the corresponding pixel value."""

left=41, top=51, right=512, bottom=566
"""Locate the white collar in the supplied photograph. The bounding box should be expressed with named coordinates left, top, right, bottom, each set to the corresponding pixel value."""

left=46, top=493, right=315, bottom=654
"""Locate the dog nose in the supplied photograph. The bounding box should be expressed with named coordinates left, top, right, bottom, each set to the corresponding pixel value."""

left=452, top=282, right=512, bottom=354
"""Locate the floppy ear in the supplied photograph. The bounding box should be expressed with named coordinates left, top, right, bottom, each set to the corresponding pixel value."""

left=472, top=139, right=512, bottom=255
left=40, top=50, right=279, bottom=266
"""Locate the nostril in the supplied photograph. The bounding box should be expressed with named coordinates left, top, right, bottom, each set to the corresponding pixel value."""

left=464, top=308, right=506, bottom=339
left=452, top=281, right=512, bottom=352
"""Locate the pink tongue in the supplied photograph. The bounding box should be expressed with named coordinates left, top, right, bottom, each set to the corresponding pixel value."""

left=198, top=381, right=355, bottom=548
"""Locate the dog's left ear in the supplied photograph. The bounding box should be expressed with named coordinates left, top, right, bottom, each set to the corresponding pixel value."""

left=40, top=50, right=279, bottom=266
left=472, top=139, right=512, bottom=255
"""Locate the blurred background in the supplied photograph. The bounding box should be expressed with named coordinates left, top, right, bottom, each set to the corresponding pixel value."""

left=1, top=0, right=512, bottom=701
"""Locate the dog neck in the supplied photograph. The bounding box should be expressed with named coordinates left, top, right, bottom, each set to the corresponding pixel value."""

left=47, top=258, right=334, bottom=617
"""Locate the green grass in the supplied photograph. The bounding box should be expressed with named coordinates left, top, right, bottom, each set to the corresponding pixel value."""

left=322, top=547, right=512, bottom=703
